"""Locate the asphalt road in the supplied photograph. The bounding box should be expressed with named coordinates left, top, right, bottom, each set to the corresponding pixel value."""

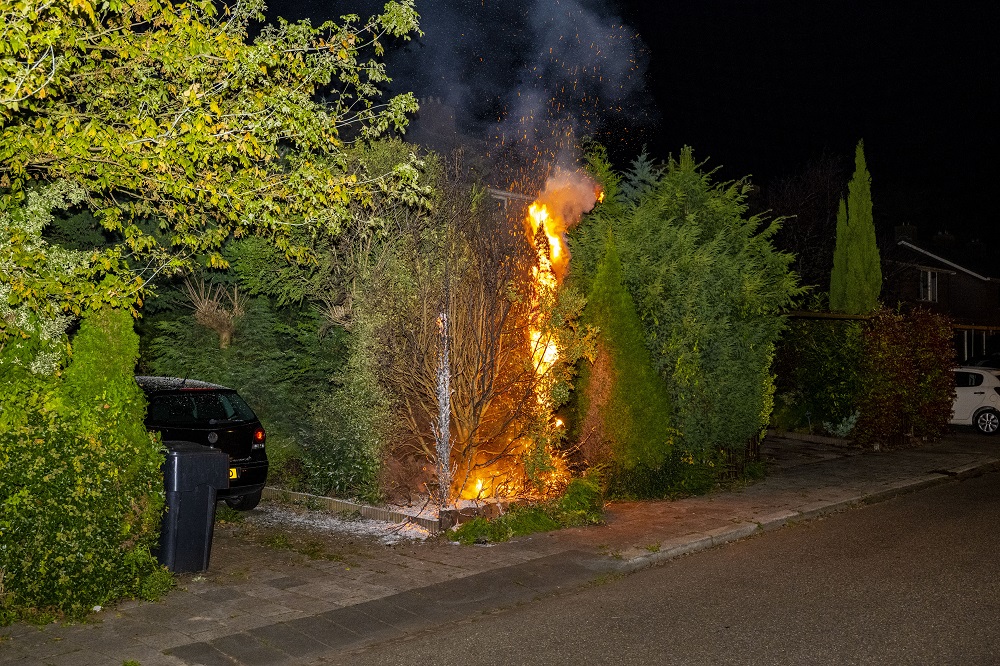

left=324, top=468, right=1000, bottom=666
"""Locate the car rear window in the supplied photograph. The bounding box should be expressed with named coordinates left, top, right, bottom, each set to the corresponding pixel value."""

left=147, top=391, right=257, bottom=426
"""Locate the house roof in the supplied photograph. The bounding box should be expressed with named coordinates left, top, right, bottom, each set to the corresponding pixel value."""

left=895, top=240, right=995, bottom=282
left=891, top=239, right=999, bottom=282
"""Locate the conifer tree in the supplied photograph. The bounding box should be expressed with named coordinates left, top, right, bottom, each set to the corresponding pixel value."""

left=579, top=232, right=673, bottom=471
left=574, top=147, right=801, bottom=496
left=829, top=141, right=882, bottom=314
left=829, top=198, right=849, bottom=310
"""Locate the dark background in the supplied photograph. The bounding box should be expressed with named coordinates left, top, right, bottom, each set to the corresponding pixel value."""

left=614, top=1, right=997, bottom=242
left=270, top=0, right=998, bottom=244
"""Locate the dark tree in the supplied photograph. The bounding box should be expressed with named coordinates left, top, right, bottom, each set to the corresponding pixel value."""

left=754, top=153, right=846, bottom=294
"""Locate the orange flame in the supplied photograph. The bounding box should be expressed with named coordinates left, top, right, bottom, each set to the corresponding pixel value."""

left=455, top=171, right=598, bottom=502
left=529, top=202, right=563, bottom=263
left=530, top=329, right=559, bottom=377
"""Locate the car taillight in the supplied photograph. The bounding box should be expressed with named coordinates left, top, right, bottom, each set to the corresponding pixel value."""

left=253, top=426, right=266, bottom=449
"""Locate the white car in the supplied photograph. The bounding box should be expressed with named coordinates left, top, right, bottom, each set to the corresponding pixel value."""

left=951, top=367, right=1000, bottom=435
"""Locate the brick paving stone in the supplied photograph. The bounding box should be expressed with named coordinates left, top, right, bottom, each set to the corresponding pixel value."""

left=44, top=647, right=119, bottom=666
left=252, top=622, right=332, bottom=659
left=283, top=616, right=361, bottom=651
left=190, top=587, right=245, bottom=604
left=166, top=641, right=239, bottom=666
left=346, top=598, right=417, bottom=628
left=264, top=575, right=310, bottom=590
left=135, top=628, right=204, bottom=650
left=318, top=606, right=394, bottom=638
left=209, top=632, right=290, bottom=666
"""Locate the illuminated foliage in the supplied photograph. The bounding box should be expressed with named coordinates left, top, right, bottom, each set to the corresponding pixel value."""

left=576, top=233, right=673, bottom=470
left=574, top=147, right=802, bottom=493
left=0, top=180, right=136, bottom=359
left=829, top=141, right=881, bottom=314
left=0, top=0, right=422, bottom=622
left=1, top=0, right=422, bottom=278
left=1, top=307, right=170, bottom=625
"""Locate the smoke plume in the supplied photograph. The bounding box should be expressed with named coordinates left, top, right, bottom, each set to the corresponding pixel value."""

left=380, top=0, right=655, bottom=188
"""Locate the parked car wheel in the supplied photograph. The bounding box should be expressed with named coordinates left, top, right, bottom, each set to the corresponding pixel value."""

left=975, top=409, right=1000, bottom=435
left=225, top=490, right=263, bottom=511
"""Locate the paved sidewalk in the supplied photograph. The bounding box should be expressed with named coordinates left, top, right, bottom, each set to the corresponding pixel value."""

left=2, top=430, right=998, bottom=666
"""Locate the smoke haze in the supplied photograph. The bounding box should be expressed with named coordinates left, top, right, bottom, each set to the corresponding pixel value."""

left=383, top=0, right=655, bottom=185
left=270, top=1, right=654, bottom=189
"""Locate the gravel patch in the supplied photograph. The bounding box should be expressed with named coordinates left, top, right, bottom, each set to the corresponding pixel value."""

left=244, top=502, right=432, bottom=545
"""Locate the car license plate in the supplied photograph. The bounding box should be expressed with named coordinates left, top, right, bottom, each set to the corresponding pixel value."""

left=229, top=467, right=238, bottom=480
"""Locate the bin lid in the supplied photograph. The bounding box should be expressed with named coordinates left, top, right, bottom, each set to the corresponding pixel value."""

left=162, top=440, right=230, bottom=492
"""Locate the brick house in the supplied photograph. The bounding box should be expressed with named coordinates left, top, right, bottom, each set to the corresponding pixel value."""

left=882, top=231, right=1000, bottom=361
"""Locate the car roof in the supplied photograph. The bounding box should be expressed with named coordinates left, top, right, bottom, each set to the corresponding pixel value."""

left=954, top=367, right=1000, bottom=377
left=134, top=376, right=233, bottom=393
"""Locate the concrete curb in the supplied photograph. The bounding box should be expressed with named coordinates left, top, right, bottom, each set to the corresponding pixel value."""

left=260, top=487, right=442, bottom=532
left=610, top=454, right=1000, bottom=574
left=767, top=429, right=855, bottom=447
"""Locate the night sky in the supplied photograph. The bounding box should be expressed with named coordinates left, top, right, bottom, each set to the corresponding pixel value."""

left=270, top=0, right=998, bottom=242
left=614, top=1, right=997, bottom=242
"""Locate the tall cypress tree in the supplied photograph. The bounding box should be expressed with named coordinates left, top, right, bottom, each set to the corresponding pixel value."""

left=829, top=141, right=881, bottom=314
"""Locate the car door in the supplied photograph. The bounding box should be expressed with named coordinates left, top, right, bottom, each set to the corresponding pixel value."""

left=952, top=371, right=986, bottom=421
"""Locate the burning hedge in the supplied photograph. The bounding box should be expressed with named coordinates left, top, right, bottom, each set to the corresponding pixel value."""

left=372, top=160, right=598, bottom=507
left=356, top=145, right=799, bottom=505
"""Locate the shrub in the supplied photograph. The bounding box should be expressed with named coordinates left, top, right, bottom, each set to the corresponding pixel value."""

left=147, top=296, right=345, bottom=448
left=449, top=473, right=603, bottom=545
left=603, top=452, right=717, bottom=500
left=0, top=308, right=171, bottom=625
left=773, top=318, right=864, bottom=435
left=774, top=307, right=955, bottom=447
left=905, top=308, right=956, bottom=439
left=855, top=308, right=955, bottom=447
left=145, top=294, right=386, bottom=500
left=575, top=233, right=674, bottom=471
left=450, top=509, right=561, bottom=545
left=572, top=148, right=800, bottom=495
left=298, top=385, right=385, bottom=504
left=613, top=149, right=800, bottom=464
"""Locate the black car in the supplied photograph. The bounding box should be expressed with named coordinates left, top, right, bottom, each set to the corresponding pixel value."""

left=136, top=376, right=268, bottom=510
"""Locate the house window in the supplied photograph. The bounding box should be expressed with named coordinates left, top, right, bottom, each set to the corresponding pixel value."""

left=919, top=269, right=938, bottom=302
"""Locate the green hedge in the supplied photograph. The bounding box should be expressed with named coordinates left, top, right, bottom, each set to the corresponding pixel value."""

left=0, top=308, right=171, bottom=624
left=774, top=307, right=955, bottom=446
left=772, top=318, right=864, bottom=434
left=581, top=234, right=674, bottom=469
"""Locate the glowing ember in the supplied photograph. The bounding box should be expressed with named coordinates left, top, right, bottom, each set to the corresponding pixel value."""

left=459, top=475, right=500, bottom=500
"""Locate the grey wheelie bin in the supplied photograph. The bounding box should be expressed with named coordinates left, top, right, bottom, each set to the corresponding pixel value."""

left=156, top=441, right=230, bottom=573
